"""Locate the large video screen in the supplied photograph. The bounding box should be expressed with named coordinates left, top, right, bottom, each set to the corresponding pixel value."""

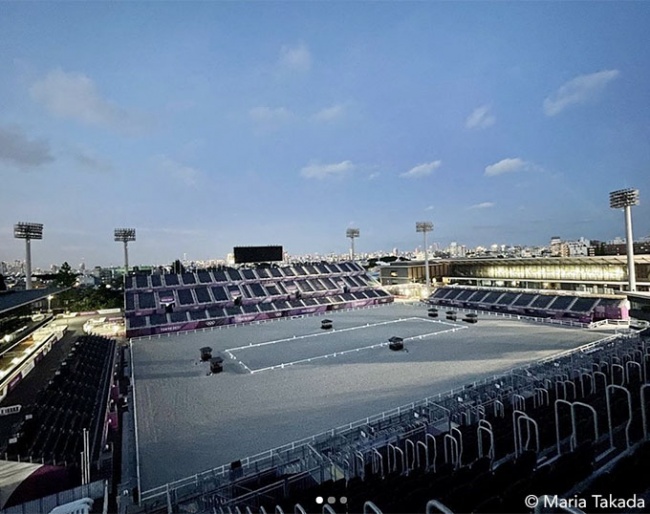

left=233, top=245, right=284, bottom=264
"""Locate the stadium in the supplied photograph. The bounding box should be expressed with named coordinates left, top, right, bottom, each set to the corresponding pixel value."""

left=2, top=236, right=650, bottom=514
left=120, top=255, right=650, bottom=514
left=4, top=2, right=650, bottom=511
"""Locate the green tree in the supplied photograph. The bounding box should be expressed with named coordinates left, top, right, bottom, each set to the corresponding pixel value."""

left=58, top=285, right=123, bottom=312
left=54, top=262, right=77, bottom=288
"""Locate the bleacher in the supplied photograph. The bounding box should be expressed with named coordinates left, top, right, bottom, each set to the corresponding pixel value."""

left=124, top=262, right=393, bottom=338
left=134, top=332, right=647, bottom=514
left=429, top=286, right=627, bottom=323
left=2, top=335, right=116, bottom=473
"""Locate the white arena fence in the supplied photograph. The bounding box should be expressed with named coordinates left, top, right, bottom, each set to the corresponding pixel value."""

left=129, top=303, right=408, bottom=343
left=129, top=301, right=610, bottom=345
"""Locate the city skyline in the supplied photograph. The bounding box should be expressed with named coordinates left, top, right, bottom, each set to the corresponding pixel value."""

left=1, top=3, right=649, bottom=267
left=2, top=233, right=648, bottom=275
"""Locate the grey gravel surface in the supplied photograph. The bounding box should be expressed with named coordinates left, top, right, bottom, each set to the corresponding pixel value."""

left=131, top=304, right=606, bottom=491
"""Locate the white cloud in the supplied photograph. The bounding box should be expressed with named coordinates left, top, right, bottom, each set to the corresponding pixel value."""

left=465, top=105, right=496, bottom=129
left=484, top=157, right=528, bottom=177
left=469, top=202, right=495, bottom=209
left=543, top=69, right=620, bottom=116
left=400, top=160, right=442, bottom=179
left=279, top=43, right=312, bottom=72
left=313, top=104, right=345, bottom=122
left=300, top=160, right=355, bottom=180
left=156, top=155, right=202, bottom=187
left=249, top=106, right=293, bottom=128
left=368, top=172, right=380, bottom=180
left=0, top=125, right=53, bottom=169
left=30, top=68, right=147, bottom=133
left=425, top=205, right=434, bottom=211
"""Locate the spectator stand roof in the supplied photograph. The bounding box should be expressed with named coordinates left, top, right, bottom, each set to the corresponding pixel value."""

left=0, top=288, right=67, bottom=316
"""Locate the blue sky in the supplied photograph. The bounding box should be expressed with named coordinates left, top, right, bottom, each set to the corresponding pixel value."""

left=1, top=2, right=649, bottom=268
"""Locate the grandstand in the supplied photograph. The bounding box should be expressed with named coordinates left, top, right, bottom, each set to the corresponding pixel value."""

left=2, top=335, right=116, bottom=469
left=429, top=286, right=627, bottom=324
left=124, top=262, right=392, bottom=338
left=0, top=328, right=119, bottom=512
left=0, top=288, right=67, bottom=402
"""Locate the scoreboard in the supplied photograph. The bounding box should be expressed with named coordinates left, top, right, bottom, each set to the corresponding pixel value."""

left=233, top=245, right=283, bottom=264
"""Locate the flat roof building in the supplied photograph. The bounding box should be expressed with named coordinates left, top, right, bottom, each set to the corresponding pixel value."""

left=380, top=255, right=650, bottom=295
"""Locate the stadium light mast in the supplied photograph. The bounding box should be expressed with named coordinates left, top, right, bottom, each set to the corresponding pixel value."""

left=114, top=228, right=136, bottom=277
left=346, top=228, right=360, bottom=261
left=14, top=222, right=43, bottom=290
left=609, top=188, right=640, bottom=292
left=416, top=221, right=434, bottom=297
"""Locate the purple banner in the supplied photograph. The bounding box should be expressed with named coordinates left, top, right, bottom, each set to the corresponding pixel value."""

left=8, top=373, right=23, bottom=392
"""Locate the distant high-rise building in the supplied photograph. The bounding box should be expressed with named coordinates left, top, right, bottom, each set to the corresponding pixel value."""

left=550, top=236, right=562, bottom=257
left=558, top=238, right=590, bottom=257
left=593, top=240, right=650, bottom=256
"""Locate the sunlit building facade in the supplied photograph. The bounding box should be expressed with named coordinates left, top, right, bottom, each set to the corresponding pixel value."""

left=380, top=256, right=650, bottom=295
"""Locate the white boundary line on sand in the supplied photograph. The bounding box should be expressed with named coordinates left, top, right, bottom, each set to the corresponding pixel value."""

left=227, top=316, right=446, bottom=352
left=226, top=319, right=468, bottom=374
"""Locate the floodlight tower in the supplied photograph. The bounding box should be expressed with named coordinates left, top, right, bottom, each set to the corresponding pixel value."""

left=14, top=222, right=43, bottom=290
left=416, top=221, right=434, bottom=297
left=114, top=228, right=136, bottom=276
left=609, top=188, right=640, bottom=292
left=346, top=228, right=360, bottom=261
